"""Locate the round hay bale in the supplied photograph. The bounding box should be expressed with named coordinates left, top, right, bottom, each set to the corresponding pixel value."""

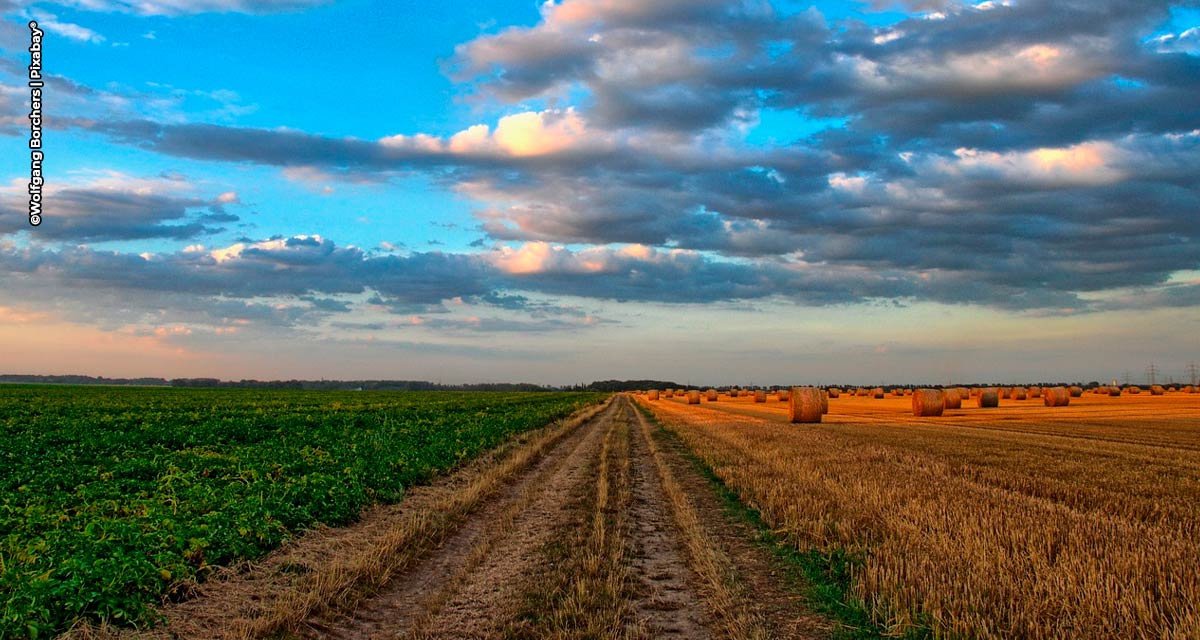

left=754, top=390, right=767, bottom=403
left=1028, top=387, right=1042, bottom=398
left=777, top=390, right=790, bottom=402
left=1126, top=386, right=1141, bottom=395
left=729, top=389, right=739, bottom=398
left=1150, top=385, right=1165, bottom=396
left=706, top=389, right=718, bottom=401
left=904, top=389, right=912, bottom=396
left=1108, top=386, right=1121, bottom=396
left=872, top=387, right=884, bottom=399
left=827, top=388, right=840, bottom=398
left=855, top=388, right=868, bottom=397
left=646, top=390, right=658, bottom=400
left=1011, top=387, right=1027, bottom=401
left=1068, top=386, right=1083, bottom=397
left=821, top=390, right=829, bottom=414
left=913, top=388, right=945, bottom=416
left=1044, top=386, right=1070, bottom=407
left=942, top=388, right=962, bottom=410
left=957, top=388, right=970, bottom=401
left=687, top=390, right=700, bottom=404
left=978, top=388, right=1000, bottom=408
left=788, top=387, right=823, bottom=423
left=892, top=388, right=905, bottom=397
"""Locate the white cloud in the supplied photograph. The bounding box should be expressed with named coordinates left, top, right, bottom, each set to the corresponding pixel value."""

left=48, top=0, right=331, bottom=16
left=29, top=11, right=105, bottom=43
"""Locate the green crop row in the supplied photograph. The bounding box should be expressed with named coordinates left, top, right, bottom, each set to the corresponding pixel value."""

left=0, top=386, right=603, bottom=638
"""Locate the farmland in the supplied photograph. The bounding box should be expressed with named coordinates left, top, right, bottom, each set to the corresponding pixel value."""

left=634, top=390, right=1200, bottom=639
left=2, top=384, right=1198, bottom=639
left=0, top=385, right=601, bottom=637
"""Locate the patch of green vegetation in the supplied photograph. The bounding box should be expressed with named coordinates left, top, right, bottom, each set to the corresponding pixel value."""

left=0, top=385, right=603, bottom=637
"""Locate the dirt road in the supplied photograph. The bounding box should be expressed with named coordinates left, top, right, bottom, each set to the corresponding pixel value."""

left=127, top=395, right=828, bottom=639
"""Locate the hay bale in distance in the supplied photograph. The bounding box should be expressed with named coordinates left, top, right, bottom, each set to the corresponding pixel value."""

left=1108, top=386, right=1121, bottom=397
left=1044, top=386, right=1070, bottom=407
left=1029, top=387, right=1043, bottom=398
left=729, top=389, right=739, bottom=398
left=872, top=387, right=885, bottom=399
left=942, top=388, right=962, bottom=410
left=687, top=390, right=701, bottom=404
left=1126, top=386, right=1141, bottom=395
left=1011, top=387, right=1027, bottom=401
left=913, top=388, right=946, bottom=416
left=706, top=389, right=718, bottom=401
left=827, top=388, right=840, bottom=398
left=754, top=389, right=767, bottom=403
left=647, top=390, right=659, bottom=400
left=788, top=387, right=823, bottom=423
left=1150, top=385, right=1165, bottom=396
left=978, top=388, right=1000, bottom=408
left=1068, top=386, right=1083, bottom=397
left=777, top=389, right=790, bottom=402
left=821, top=390, right=829, bottom=414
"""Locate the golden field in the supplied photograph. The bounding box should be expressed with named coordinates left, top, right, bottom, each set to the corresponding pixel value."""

left=635, top=390, right=1200, bottom=639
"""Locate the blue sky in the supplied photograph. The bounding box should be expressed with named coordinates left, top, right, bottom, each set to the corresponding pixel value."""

left=0, top=0, right=1198, bottom=385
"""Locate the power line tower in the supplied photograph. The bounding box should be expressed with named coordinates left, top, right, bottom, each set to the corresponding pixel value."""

left=1147, top=363, right=1158, bottom=387
left=1123, top=370, right=1132, bottom=386
left=1188, top=361, right=1198, bottom=387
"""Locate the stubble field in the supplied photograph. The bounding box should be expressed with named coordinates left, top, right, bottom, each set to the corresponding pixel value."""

left=635, top=389, right=1200, bottom=639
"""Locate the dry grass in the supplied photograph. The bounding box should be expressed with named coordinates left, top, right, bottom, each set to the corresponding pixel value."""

left=639, top=393, right=1200, bottom=639
left=510, top=401, right=634, bottom=639
left=631, top=399, right=769, bottom=640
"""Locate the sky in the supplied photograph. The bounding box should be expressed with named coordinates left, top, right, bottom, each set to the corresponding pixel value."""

left=0, top=0, right=1198, bottom=386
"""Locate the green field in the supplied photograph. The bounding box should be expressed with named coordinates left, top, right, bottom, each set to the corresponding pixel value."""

left=0, top=385, right=603, bottom=637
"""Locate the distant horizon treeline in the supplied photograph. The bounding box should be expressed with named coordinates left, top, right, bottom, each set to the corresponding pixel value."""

left=0, top=375, right=1129, bottom=393
left=0, top=374, right=677, bottom=392
left=0, top=374, right=548, bottom=392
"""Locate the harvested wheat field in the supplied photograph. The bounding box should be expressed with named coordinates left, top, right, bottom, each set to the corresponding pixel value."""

left=635, top=390, right=1200, bottom=639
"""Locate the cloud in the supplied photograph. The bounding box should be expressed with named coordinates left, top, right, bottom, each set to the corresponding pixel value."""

left=27, top=11, right=105, bottom=43
left=1149, top=26, right=1200, bottom=53
left=26, top=0, right=1200, bottom=320
left=0, top=172, right=239, bottom=242
left=45, top=0, right=331, bottom=16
